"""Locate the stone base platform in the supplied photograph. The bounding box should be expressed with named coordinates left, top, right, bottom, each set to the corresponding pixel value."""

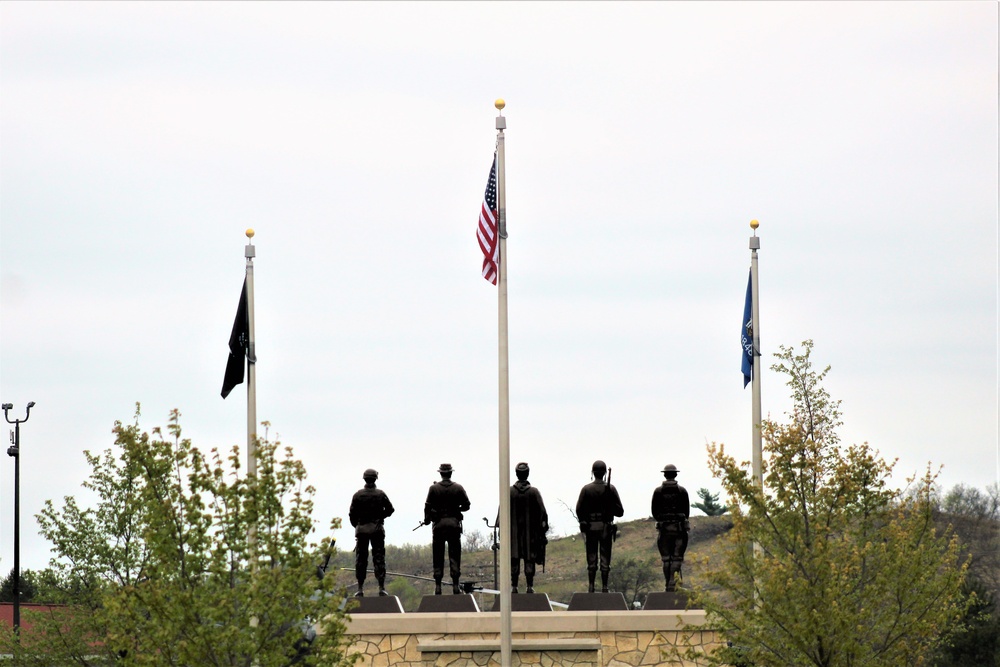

left=346, top=608, right=720, bottom=666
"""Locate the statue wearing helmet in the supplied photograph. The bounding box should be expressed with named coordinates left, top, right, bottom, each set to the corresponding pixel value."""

left=575, top=460, right=625, bottom=593
left=349, top=468, right=395, bottom=597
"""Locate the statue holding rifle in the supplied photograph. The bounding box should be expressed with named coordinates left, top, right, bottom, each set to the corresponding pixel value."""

left=575, top=460, right=624, bottom=593
left=421, top=463, right=472, bottom=595
left=348, top=468, right=395, bottom=597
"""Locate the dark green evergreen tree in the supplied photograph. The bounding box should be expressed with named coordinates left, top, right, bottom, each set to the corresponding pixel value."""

left=691, top=488, right=728, bottom=516
left=0, top=567, right=36, bottom=603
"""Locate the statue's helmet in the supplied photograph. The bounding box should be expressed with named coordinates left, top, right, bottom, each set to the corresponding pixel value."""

left=438, top=463, right=454, bottom=474
left=515, top=462, right=529, bottom=479
left=592, top=460, right=607, bottom=476
left=363, top=468, right=378, bottom=481
left=662, top=464, right=679, bottom=474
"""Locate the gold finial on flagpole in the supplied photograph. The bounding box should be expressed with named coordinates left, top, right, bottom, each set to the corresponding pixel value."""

left=495, top=98, right=505, bottom=112
left=750, top=219, right=759, bottom=231
left=246, top=228, right=255, bottom=241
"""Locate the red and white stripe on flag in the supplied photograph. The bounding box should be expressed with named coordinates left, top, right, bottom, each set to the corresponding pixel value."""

left=478, top=154, right=499, bottom=284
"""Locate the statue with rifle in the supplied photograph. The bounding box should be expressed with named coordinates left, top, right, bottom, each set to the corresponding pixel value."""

left=575, top=460, right=624, bottom=593
left=348, top=468, right=395, bottom=597
left=421, top=463, right=472, bottom=595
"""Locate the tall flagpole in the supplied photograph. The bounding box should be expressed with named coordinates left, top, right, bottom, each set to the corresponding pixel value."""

left=245, top=228, right=258, bottom=478
left=494, top=98, right=513, bottom=667
left=749, top=220, right=762, bottom=490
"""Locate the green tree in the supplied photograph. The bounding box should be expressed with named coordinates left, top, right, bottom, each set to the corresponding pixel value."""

left=384, top=577, right=421, bottom=612
left=0, top=567, right=37, bottom=603
left=931, top=576, right=1000, bottom=667
left=930, top=483, right=1000, bottom=666
left=691, top=488, right=728, bottom=517
left=939, top=482, right=999, bottom=595
left=607, top=555, right=659, bottom=608
left=2, top=407, right=355, bottom=667
left=686, top=341, right=968, bottom=667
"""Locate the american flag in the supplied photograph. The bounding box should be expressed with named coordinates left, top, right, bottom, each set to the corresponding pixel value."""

left=477, top=153, right=499, bottom=284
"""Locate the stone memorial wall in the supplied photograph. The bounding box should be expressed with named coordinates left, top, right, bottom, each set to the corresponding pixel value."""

left=345, top=609, right=721, bottom=667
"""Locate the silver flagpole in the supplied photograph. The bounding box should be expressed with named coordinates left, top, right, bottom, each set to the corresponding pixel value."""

left=245, top=229, right=258, bottom=478
left=495, top=99, right=513, bottom=667
left=749, top=220, right=762, bottom=490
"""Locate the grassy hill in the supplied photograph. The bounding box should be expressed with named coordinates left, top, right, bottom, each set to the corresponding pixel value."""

left=331, top=505, right=997, bottom=615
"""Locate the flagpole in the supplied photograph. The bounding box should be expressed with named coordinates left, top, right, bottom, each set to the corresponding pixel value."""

left=245, top=229, right=258, bottom=478
left=749, top=220, right=762, bottom=490
left=495, top=98, right=513, bottom=667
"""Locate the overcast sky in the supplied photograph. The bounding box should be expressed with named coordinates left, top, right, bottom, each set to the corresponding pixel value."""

left=1, top=2, right=997, bottom=571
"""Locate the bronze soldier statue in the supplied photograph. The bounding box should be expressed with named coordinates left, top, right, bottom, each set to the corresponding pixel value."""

left=422, top=463, right=472, bottom=595
left=349, top=468, right=395, bottom=597
left=509, top=462, right=548, bottom=594
left=575, top=460, right=624, bottom=593
left=651, top=464, right=690, bottom=591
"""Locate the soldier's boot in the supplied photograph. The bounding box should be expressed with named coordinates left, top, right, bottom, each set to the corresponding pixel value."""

left=525, top=573, right=535, bottom=595
left=434, top=578, right=443, bottom=595
left=670, top=563, right=683, bottom=591
left=511, top=571, right=519, bottom=594
left=452, top=576, right=462, bottom=595
left=663, top=563, right=673, bottom=592
left=377, top=576, right=387, bottom=597
left=354, top=580, right=365, bottom=598
left=587, top=569, right=596, bottom=594
left=600, top=569, right=610, bottom=594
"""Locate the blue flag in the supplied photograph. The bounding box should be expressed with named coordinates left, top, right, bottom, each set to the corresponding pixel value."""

left=741, top=269, right=753, bottom=388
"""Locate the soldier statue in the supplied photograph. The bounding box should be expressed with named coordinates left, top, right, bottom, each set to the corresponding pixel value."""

left=651, top=464, right=690, bottom=591
left=422, top=463, right=472, bottom=595
left=575, top=460, right=624, bottom=593
left=348, top=468, right=395, bottom=597
left=509, top=462, right=548, bottom=594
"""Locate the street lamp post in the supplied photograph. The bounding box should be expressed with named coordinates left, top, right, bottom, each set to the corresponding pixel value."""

left=3, top=401, right=35, bottom=635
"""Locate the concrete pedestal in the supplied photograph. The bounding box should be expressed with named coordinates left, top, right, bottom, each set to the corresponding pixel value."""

left=347, top=595, right=405, bottom=613
left=416, top=594, right=480, bottom=613
left=643, top=591, right=693, bottom=610
left=566, top=592, right=628, bottom=611
left=490, top=593, right=551, bottom=611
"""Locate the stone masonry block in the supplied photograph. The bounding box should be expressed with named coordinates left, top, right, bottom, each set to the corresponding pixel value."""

left=404, top=636, right=422, bottom=661
left=612, top=649, right=643, bottom=666
left=616, top=635, right=638, bottom=652
left=607, top=660, right=637, bottom=667
left=519, top=650, right=541, bottom=664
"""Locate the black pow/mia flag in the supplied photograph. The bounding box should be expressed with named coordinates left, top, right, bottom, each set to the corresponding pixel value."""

left=221, top=278, right=248, bottom=399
